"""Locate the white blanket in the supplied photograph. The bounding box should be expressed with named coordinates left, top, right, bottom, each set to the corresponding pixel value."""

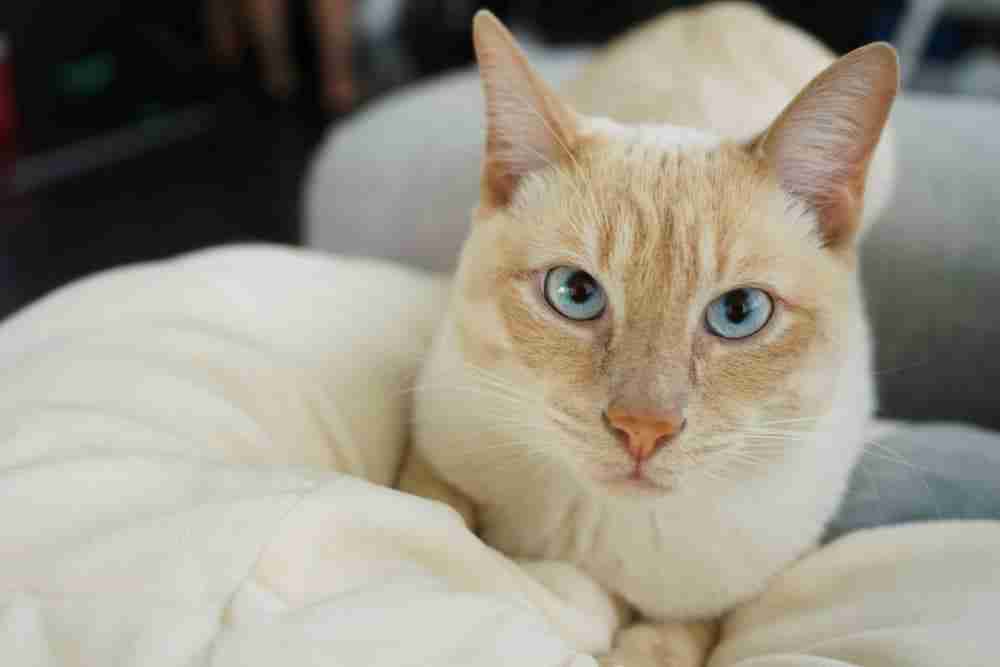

left=0, top=245, right=996, bottom=666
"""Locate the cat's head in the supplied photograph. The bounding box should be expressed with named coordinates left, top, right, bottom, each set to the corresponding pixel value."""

left=443, top=12, right=897, bottom=498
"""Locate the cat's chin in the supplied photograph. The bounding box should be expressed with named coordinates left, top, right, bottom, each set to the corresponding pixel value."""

left=599, top=473, right=674, bottom=498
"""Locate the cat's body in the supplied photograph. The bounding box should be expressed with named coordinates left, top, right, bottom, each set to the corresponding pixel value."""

left=404, top=3, right=897, bottom=663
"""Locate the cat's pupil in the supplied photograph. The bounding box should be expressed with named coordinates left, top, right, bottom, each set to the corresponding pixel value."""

left=565, top=271, right=596, bottom=304
left=724, top=289, right=751, bottom=323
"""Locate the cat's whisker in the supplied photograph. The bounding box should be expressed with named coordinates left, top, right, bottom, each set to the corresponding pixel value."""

left=408, top=371, right=573, bottom=438
left=460, top=362, right=541, bottom=394
left=407, top=391, right=540, bottom=421
left=723, top=448, right=772, bottom=463
left=753, top=416, right=826, bottom=426
left=410, top=415, right=560, bottom=442
left=862, top=440, right=927, bottom=472
left=443, top=439, right=553, bottom=464
left=405, top=380, right=531, bottom=402
left=409, top=368, right=544, bottom=408
left=460, top=365, right=578, bottom=425
left=690, top=460, right=739, bottom=487
left=741, top=423, right=819, bottom=432
left=466, top=446, right=551, bottom=464
left=741, top=429, right=814, bottom=439
left=739, top=434, right=808, bottom=442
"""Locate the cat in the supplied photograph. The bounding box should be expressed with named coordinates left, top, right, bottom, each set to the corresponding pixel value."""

left=400, top=3, right=898, bottom=665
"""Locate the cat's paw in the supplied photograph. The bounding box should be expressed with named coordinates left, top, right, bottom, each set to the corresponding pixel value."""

left=516, top=559, right=628, bottom=653
left=518, top=560, right=630, bottom=632
left=397, top=449, right=477, bottom=531
left=597, top=620, right=717, bottom=667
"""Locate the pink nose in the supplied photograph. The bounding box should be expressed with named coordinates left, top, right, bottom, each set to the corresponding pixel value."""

left=606, top=407, right=686, bottom=463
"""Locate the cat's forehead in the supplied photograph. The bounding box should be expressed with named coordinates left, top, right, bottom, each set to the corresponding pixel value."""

left=501, top=130, right=823, bottom=312
left=584, top=117, right=722, bottom=153
left=518, top=138, right=798, bottom=258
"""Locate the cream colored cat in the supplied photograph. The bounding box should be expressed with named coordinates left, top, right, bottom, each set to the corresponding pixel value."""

left=401, top=3, right=898, bottom=665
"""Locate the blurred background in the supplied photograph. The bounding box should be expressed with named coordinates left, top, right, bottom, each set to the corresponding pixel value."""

left=2, top=0, right=1000, bottom=320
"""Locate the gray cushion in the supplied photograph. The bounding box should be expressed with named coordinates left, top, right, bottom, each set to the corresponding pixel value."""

left=827, top=422, right=1000, bottom=541
left=862, top=94, right=1000, bottom=430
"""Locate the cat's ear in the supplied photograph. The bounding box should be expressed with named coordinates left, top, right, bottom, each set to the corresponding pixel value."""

left=754, top=43, right=899, bottom=249
left=473, top=10, right=580, bottom=210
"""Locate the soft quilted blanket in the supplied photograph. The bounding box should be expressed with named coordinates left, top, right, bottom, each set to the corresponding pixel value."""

left=0, top=245, right=997, bottom=666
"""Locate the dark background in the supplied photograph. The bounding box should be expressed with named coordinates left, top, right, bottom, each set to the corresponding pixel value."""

left=0, top=0, right=996, bottom=320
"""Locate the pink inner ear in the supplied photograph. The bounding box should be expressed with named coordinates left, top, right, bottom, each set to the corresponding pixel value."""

left=761, top=45, right=898, bottom=245
left=769, top=81, right=877, bottom=208
left=474, top=11, right=578, bottom=207
left=485, top=82, right=569, bottom=181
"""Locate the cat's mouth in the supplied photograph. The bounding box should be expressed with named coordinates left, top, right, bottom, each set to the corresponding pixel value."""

left=599, top=465, right=674, bottom=495
left=603, top=475, right=672, bottom=496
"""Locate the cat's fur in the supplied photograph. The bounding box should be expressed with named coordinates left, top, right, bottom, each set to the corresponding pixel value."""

left=402, top=3, right=898, bottom=664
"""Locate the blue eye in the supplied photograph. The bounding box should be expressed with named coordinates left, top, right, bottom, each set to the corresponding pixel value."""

left=705, top=288, right=773, bottom=339
left=544, top=266, right=607, bottom=321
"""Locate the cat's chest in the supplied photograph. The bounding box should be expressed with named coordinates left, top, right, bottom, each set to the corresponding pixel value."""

left=478, top=478, right=829, bottom=620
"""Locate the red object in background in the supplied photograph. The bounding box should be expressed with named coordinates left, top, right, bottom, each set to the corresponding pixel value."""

left=0, top=35, right=14, bottom=138
left=0, top=33, right=16, bottom=191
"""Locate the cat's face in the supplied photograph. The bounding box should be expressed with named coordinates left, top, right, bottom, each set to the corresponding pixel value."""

left=441, top=12, right=896, bottom=498
left=455, top=133, right=863, bottom=496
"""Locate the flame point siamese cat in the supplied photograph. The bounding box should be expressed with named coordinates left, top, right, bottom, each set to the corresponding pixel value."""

left=400, top=3, right=898, bottom=664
